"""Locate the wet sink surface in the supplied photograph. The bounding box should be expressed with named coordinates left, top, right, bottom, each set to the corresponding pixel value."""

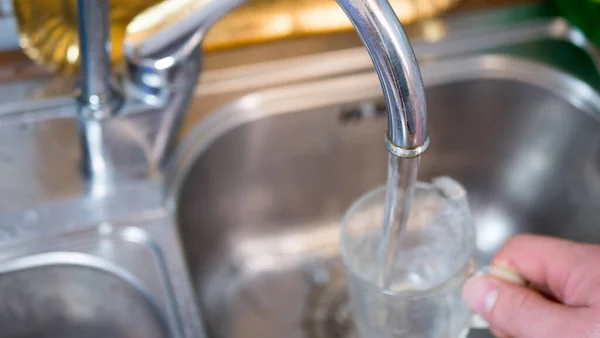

left=0, top=221, right=186, bottom=338
left=0, top=263, right=169, bottom=338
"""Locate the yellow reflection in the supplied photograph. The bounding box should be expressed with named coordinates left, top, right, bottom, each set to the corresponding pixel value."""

left=13, top=0, right=461, bottom=75
left=262, top=13, right=295, bottom=37
left=421, top=19, right=448, bottom=43
left=296, top=5, right=349, bottom=32
left=203, top=0, right=461, bottom=50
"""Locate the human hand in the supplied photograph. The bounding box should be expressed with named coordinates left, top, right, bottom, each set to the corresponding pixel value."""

left=462, top=234, right=600, bottom=338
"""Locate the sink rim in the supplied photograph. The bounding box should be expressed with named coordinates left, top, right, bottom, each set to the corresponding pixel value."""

left=166, top=54, right=600, bottom=208
left=0, top=251, right=155, bottom=296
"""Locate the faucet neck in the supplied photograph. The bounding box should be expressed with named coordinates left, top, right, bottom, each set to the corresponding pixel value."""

left=75, top=0, right=122, bottom=120
left=336, top=0, right=428, bottom=155
left=75, top=0, right=154, bottom=192
left=76, top=0, right=128, bottom=188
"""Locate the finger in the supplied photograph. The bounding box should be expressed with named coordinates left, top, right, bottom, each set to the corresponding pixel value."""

left=492, top=234, right=600, bottom=306
left=463, top=276, right=589, bottom=338
left=488, top=261, right=560, bottom=303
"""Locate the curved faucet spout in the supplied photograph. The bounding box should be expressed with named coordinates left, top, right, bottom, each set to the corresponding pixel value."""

left=336, top=0, right=429, bottom=156
left=123, top=0, right=429, bottom=158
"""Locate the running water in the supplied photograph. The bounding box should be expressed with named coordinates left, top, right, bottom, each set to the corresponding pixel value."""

left=376, top=154, right=421, bottom=288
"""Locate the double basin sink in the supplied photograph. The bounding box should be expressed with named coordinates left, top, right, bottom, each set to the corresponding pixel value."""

left=2, top=4, right=600, bottom=338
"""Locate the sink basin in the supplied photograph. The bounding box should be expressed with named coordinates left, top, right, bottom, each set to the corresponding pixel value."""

left=0, top=256, right=168, bottom=338
left=169, top=10, right=600, bottom=338
left=0, top=221, right=188, bottom=338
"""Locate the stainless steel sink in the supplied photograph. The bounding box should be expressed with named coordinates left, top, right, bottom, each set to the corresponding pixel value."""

left=0, top=256, right=167, bottom=338
left=168, top=7, right=600, bottom=338
left=0, top=218, right=191, bottom=338
left=0, top=4, right=597, bottom=338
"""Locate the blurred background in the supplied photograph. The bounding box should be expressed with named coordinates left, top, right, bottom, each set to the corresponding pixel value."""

left=0, top=0, right=580, bottom=75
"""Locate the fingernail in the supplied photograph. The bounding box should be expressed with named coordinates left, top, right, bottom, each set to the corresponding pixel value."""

left=463, top=276, right=498, bottom=314
left=489, top=260, right=526, bottom=286
left=485, top=289, right=498, bottom=313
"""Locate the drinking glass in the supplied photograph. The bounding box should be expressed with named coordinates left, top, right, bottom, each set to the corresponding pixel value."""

left=340, top=177, right=478, bottom=338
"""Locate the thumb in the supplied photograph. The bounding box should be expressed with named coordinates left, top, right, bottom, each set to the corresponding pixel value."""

left=463, top=276, right=588, bottom=338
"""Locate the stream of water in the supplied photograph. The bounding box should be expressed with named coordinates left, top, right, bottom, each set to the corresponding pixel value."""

left=376, top=154, right=421, bottom=289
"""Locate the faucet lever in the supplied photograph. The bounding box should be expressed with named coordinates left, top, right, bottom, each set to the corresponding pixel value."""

left=123, top=0, right=246, bottom=105
left=124, top=0, right=246, bottom=61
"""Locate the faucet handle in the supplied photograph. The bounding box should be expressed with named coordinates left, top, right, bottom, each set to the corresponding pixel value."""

left=122, top=0, right=245, bottom=105
left=124, top=0, right=245, bottom=63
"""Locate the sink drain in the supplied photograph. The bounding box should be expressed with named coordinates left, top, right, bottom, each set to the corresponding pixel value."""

left=307, top=273, right=356, bottom=338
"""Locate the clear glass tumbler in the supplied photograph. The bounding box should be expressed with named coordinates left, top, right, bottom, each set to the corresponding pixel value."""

left=340, top=177, right=476, bottom=338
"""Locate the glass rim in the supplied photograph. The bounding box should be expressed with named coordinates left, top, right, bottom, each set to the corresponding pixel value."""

left=340, top=183, right=475, bottom=299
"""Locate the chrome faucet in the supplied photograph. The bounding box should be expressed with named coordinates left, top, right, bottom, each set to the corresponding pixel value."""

left=76, top=0, right=429, bottom=187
